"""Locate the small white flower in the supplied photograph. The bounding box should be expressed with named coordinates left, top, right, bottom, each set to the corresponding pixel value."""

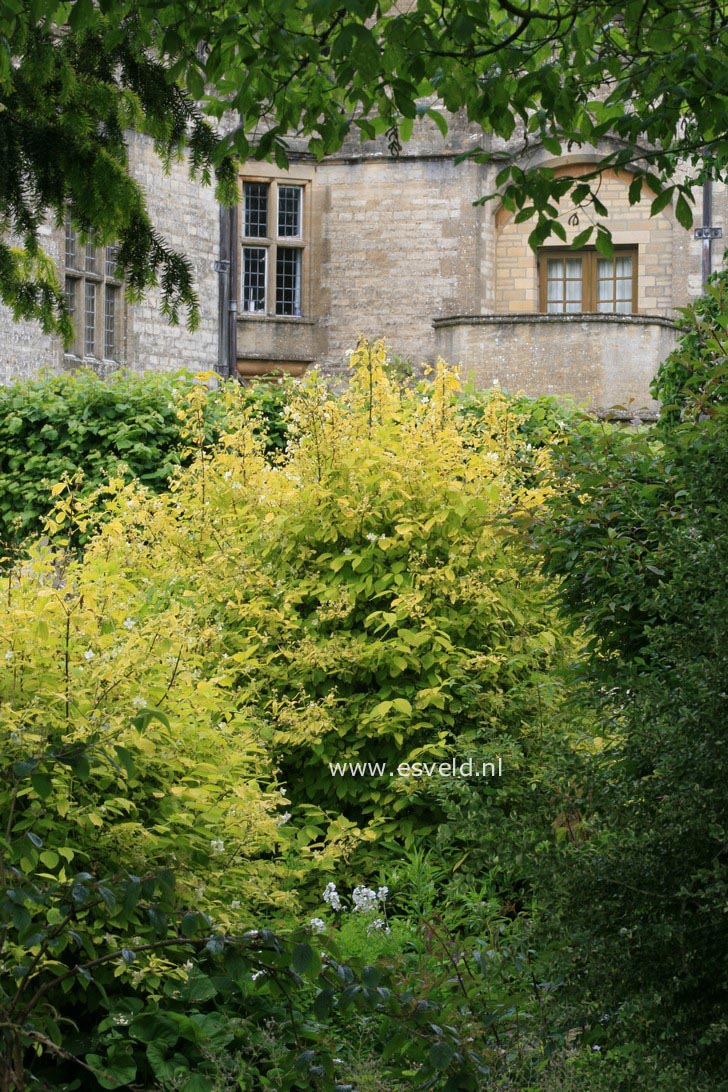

left=123, top=618, right=135, bottom=630
left=352, top=886, right=378, bottom=913
left=309, top=917, right=326, bottom=934
left=377, top=886, right=389, bottom=903
left=251, top=969, right=266, bottom=981
left=343, top=547, right=352, bottom=556
left=83, top=649, right=95, bottom=661
left=366, top=918, right=390, bottom=935
left=365, top=532, right=378, bottom=543
left=231, top=900, right=241, bottom=910
left=183, top=960, right=194, bottom=972
left=276, top=811, right=292, bottom=826
left=131, top=696, right=147, bottom=708
left=322, top=882, right=342, bottom=911
left=5, top=650, right=13, bottom=661
left=210, top=839, right=225, bottom=855
left=112, top=1013, right=130, bottom=1026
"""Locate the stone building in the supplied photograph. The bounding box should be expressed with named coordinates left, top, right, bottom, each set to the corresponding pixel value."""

left=1, top=111, right=725, bottom=416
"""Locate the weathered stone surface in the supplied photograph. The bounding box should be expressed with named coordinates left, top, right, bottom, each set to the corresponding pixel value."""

left=1, top=114, right=725, bottom=411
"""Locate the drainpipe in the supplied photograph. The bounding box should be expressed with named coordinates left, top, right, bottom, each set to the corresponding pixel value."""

left=694, top=174, right=722, bottom=290
left=702, top=178, right=713, bottom=289
left=216, top=204, right=231, bottom=375
left=228, top=204, right=238, bottom=378
left=216, top=204, right=239, bottom=378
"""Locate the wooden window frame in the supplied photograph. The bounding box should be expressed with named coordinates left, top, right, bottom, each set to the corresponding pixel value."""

left=241, top=179, right=307, bottom=318
left=538, top=246, right=638, bottom=315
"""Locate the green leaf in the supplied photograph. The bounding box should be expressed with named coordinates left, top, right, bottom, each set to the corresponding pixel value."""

left=180, top=911, right=204, bottom=937
left=313, top=986, right=335, bottom=1019
left=292, top=941, right=320, bottom=976
left=30, top=772, right=52, bottom=799
left=426, top=108, right=448, bottom=137
left=205, top=933, right=225, bottom=955
left=650, top=186, right=675, bottom=216
left=132, top=706, right=170, bottom=731
left=180, top=1077, right=214, bottom=1092
left=429, top=1040, right=455, bottom=1069
left=68, top=0, right=94, bottom=31
left=674, top=192, right=693, bottom=230
left=130, top=1013, right=180, bottom=1047
left=571, top=227, right=594, bottom=248
left=87, top=1048, right=137, bottom=1089
left=361, top=964, right=382, bottom=987
left=594, top=227, right=614, bottom=258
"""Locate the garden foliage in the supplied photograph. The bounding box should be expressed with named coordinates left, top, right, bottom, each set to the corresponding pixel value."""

left=0, top=368, right=288, bottom=551
left=7, top=329, right=726, bottom=1089
left=537, top=305, right=728, bottom=1086
left=0, top=347, right=581, bottom=1089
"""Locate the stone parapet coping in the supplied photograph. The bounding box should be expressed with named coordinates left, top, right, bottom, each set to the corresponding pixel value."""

left=433, top=312, right=678, bottom=329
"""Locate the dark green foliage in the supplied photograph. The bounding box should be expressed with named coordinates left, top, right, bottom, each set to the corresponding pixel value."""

left=0, top=370, right=288, bottom=551
left=538, top=324, right=728, bottom=1082
left=0, top=8, right=237, bottom=337
left=651, top=255, right=728, bottom=424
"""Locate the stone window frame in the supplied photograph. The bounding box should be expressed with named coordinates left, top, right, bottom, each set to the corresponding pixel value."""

left=538, top=245, right=638, bottom=315
left=64, top=214, right=124, bottom=362
left=240, top=178, right=308, bottom=318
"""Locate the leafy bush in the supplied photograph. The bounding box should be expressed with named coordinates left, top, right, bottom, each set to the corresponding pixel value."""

left=651, top=255, right=728, bottom=424
left=0, top=346, right=600, bottom=1089
left=538, top=357, right=728, bottom=1083
left=0, top=368, right=289, bottom=551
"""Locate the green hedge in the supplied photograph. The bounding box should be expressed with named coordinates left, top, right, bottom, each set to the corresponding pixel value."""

left=0, top=369, right=290, bottom=551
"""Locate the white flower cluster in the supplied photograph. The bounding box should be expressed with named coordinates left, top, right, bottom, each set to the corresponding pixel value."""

left=309, top=917, right=326, bottom=934
left=352, top=886, right=378, bottom=913
left=210, top=839, right=225, bottom=855
left=367, top=917, right=390, bottom=935
left=322, top=882, right=342, bottom=911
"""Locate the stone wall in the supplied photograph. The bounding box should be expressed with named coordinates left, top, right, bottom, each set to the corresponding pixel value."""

left=0, top=222, right=63, bottom=384
left=125, top=132, right=221, bottom=374
left=434, top=313, right=675, bottom=416
left=494, top=166, right=675, bottom=316
left=315, top=153, right=491, bottom=373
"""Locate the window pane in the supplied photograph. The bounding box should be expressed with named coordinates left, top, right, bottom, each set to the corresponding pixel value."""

left=65, top=278, right=78, bottom=353
left=615, top=256, right=632, bottom=279
left=84, top=281, right=96, bottom=355
left=105, top=245, right=120, bottom=278
left=278, top=186, right=302, bottom=238
left=565, top=258, right=582, bottom=280
left=598, top=255, right=633, bottom=313
left=243, top=183, right=268, bottom=238
left=65, top=215, right=77, bottom=268
left=105, top=285, right=119, bottom=358
left=546, top=255, right=582, bottom=313
left=275, top=247, right=302, bottom=315
left=242, top=247, right=267, bottom=313
left=85, top=234, right=97, bottom=274
left=565, top=278, right=582, bottom=304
